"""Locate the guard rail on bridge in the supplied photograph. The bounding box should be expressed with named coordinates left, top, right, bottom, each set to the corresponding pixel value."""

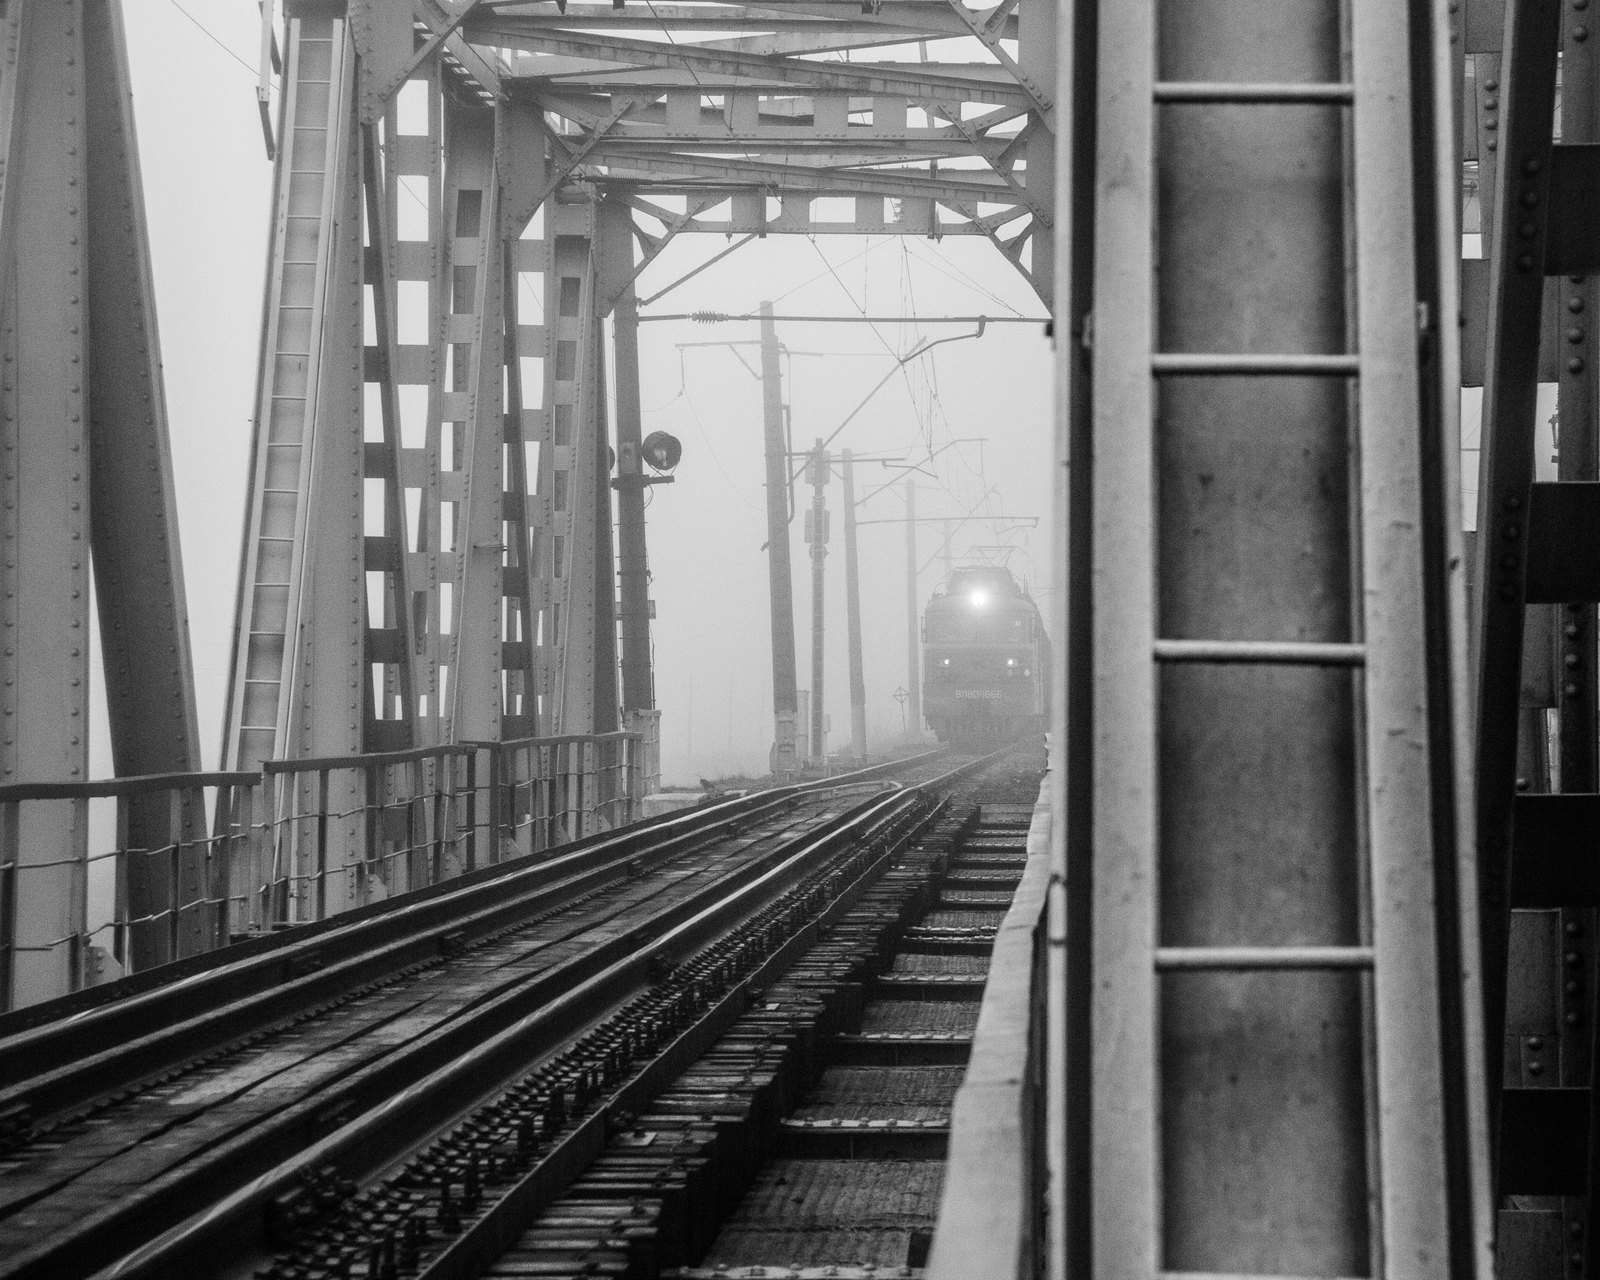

left=0, top=727, right=658, bottom=1011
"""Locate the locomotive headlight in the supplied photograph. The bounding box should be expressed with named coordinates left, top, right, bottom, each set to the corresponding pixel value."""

left=941, top=658, right=951, bottom=666
left=970, top=590, right=988, bottom=608
left=1006, top=658, right=1016, bottom=666
left=1024, top=669, right=1031, bottom=677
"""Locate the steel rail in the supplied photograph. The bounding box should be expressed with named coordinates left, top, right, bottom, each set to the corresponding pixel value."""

left=1, top=788, right=909, bottom=1280
left=0, top=789, right=833, bottom=1127
left=29, top=746, right=1012, bottom=1280
left=0, top=748, right=947, bottom=1113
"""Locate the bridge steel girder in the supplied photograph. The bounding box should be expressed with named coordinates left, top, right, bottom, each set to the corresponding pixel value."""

left=0, top=0, right=202, bottom=1005
left=1043, top=4, right=1487, bottom=1280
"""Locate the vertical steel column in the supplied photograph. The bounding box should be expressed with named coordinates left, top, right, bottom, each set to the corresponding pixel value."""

left=904, top=476, right=922, bottom=737
left=443, top=106, right=506, bottom=744
left=545, top=197, right=619, bottom=735
left=357, top=119, right=419, bottom=758
left=414, top=64, right=447, bottom=745
left=941, top=518, right=953, bottom=582
left=538, top=215, right=585, bottom=734
left=83, top=0, right=202, bottom=969
left=290, top=30, right=366, bottom=915
left=760, top=301, right=798, bottom=776
left=806, top=441, right=829, bottom=763
left=1470, top=0, right=1562, bottom=1167
left=0, top=0, right=90, bottom=1005
left=1049, top=0, right=1100, bottom=1271
left=1352, top=1, right=1487, bottom=1264
left=1085, top=5, right=1158, bottom=1276
left=604, top=200, right=654, bottom=716
left=504, top=98, right=550, bottom=743
left=1558, top=1, right=1599, bottom=793
left=842, top=449, right=868, bottom=762
left=499, top=224, right=544, bottom=742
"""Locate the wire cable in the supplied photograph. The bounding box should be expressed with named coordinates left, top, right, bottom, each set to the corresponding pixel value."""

left=169, top=0, right=265, bottom=79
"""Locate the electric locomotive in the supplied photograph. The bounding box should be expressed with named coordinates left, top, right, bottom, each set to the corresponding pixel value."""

left=921, top=565, right=1050, bottom=745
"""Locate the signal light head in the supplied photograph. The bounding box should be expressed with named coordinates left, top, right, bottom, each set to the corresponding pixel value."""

left=641, top=430, right=683, bottom=472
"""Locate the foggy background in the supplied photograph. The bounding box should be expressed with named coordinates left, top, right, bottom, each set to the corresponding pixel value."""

left=108, top=3, right=1055, bottom=789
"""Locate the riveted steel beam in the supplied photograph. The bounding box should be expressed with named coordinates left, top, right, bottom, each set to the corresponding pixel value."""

left=0, top=0, right=201, bottom=1006
left=442, top=105, right=508, bottom=744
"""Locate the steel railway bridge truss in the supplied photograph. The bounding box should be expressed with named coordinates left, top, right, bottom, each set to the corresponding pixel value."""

left=0, top=0, right=1053, bottom=1004
left=6, top=3, right=1600, bottom=1280
left=220, top=0, right=1057, bottom=787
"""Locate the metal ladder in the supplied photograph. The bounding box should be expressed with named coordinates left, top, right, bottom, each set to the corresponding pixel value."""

left=222, top=15, right=344, bottom=772
left=1060, top=3, right=1491, bottom=1279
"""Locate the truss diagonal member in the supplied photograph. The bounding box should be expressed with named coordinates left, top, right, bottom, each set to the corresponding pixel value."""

left=941, top=0, right=1052, bottom=120
left=943, top=197, right=1039, bottom=300
left=411, top=0, right=505, bottom=99
left=358, top=122, right=421, bottom=741
left=940, top=192, right=1028, bottom=239
left=528, top=97, right=639, bottom=219
left=980, top=0, right=1021, bottom=35
left=928, top=103, right=1048, bottom=225
left=401, top=0, right=489, bottom=88
left=600, top=198, right=717, bottom=312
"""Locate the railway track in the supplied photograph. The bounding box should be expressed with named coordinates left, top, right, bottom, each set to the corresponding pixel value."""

left=0, top=745, right=1026, bottom=1280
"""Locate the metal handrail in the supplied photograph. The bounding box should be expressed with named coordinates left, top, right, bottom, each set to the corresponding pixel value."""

left=0, top=731, right=652, bottom=1011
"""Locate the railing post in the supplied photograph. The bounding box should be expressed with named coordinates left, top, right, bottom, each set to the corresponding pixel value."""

left=315, top=768, right=330, bottom=922
left=0, top=801, right=14, bottom=1012
left=167, top=787, right=185, bottom=959
left=268, top=769, right=290, bottom=927
left=363, top=763, right=379, bottom=907
left=406, top=757, right=420, bottom=894
left=114, top=793, right=131, bottom=968
left=578, top=740, right=591, bottom=836
left=563, top=742, right=577, bottom=842
left=486, top=743, right=502, bottom=864
left=464, top=749, right=478, bottom=875
left=195, top=786, right=221, bottom=953
left=431, top=755, right=445, bottom=887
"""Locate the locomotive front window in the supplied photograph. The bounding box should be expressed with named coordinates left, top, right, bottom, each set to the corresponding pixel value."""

left=926, top=615, right=1034, bottom=643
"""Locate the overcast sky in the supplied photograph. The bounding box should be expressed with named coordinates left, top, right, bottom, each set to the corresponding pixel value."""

left=113, top=3, right=1055, bottom=786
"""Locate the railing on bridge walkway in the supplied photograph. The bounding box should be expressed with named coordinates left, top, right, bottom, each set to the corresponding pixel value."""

left=0, top=724, right=660, bottom=1012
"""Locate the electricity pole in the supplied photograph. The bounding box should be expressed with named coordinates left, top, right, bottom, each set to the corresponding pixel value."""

left=804, top=441, right=830, bottom=764
left=905, top=477, right=922, bottom=739
left=760, top=303, right=799, bottom=777
left=942, top=518, right=954, bottom=582
left=841, top=450, right=867, bottom=762
left=608, top=222, right=653, bottom=717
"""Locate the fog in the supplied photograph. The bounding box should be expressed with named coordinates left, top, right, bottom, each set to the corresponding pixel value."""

left=108, top=3, right=1054, bottom=788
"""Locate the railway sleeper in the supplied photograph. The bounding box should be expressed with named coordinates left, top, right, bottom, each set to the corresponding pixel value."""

left=466, top=798, right=1011, bottom=1280
left=225, top=791, right=977, bottom=1280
